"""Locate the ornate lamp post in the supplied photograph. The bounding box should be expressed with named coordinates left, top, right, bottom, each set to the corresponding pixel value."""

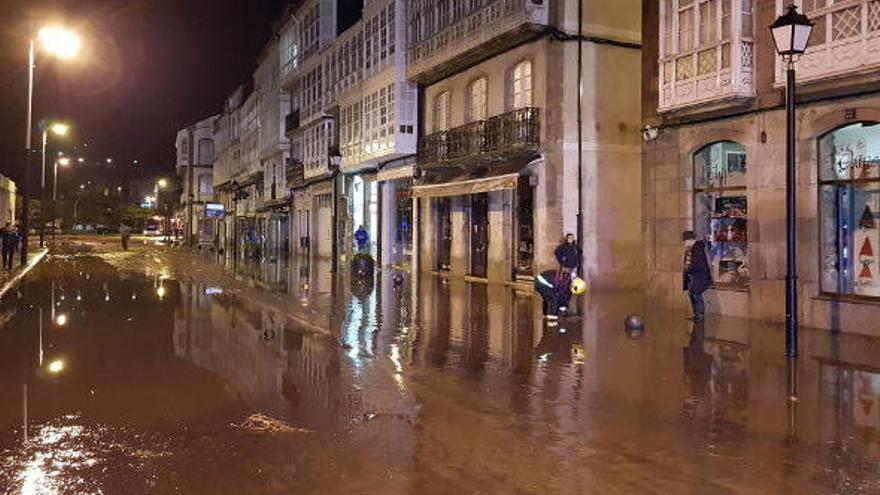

left=770, top=5, right=813, bottom=358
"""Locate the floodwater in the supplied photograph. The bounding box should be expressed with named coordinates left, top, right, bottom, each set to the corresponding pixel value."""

left=0, top=246, right=879, bottom=494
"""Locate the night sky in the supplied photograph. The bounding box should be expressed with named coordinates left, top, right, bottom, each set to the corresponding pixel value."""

left=0, top=0, right=288, bottom=186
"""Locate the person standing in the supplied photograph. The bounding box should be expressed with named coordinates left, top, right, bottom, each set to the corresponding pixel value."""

left=683, top=231, right=712, bottom=322
left=354, top=225, right=369, bottom=253
left=1, top=223, right=18, bottom=270
left=119, top=224, right=132, bottom=251
left=554, top=233, right=582, bottom=275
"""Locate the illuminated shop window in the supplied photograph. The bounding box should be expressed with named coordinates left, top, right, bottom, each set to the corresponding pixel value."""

left=693, top=141, right=749, bottom=288
left=820, top=123, right=880, bottom=298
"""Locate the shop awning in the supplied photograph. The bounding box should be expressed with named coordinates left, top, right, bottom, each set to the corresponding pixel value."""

left=412, top=153, right=541, bottom=198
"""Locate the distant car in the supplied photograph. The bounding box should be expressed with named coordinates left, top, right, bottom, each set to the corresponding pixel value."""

left=94, top=224, right=110, bottom=235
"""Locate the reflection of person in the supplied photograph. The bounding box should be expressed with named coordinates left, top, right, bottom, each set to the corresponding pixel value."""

left=554, top=233, right=582, bottom=275
left=683, top=322, right=712, bottom=399
left=683, top=231, right=712, bottom=322
left=354, top=225, right=369, bottom=253
left=1, top=223, right=19, bottom=270
left=119, top=224, right=132, bottom=251
left=534, top=268, right=572, bottom=324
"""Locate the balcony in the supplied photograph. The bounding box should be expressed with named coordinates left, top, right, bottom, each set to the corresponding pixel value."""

left=285, top=110, right=301, bottom=134
left=418, top=107, right=540, bottom=167
left=774, top=0, right=880, bottom=88
left=407, top=0, right=548, bottom=84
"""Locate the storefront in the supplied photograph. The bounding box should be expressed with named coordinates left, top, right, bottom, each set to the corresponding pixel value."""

left=414, top=154, right=541, bottom=283
left=376, top=163, right=415, bottom=269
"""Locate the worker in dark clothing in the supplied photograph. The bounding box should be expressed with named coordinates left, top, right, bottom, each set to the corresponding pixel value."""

left=682, top=230, right=713, bottom=322
left=534, top=268, right=573, bottom=325
left=1, top=223, right=18, bottom=270
left=554, top=233, right=582, bottom=275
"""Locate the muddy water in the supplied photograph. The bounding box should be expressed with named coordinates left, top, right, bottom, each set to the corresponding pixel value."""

left=0, top=248, right=878, bottom=494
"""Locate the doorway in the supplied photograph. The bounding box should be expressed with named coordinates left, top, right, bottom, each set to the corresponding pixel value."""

left=436, top=198, right=452, bottom=272
left=470, top=193, right=489, bottom=278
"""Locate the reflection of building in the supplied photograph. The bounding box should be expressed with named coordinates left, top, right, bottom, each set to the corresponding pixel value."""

left=411, top=1, right=642, bottom=286
left=642, top=0, right=880, bottom=332
left=176, top=115, right=218, bottom=245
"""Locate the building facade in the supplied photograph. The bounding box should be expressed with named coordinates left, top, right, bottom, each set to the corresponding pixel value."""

left=410, top=0, right=643, bottom=287
left=642, top=0, right=880, bottom=334
left=278, top=0, right=418, bottom=267
left=0, top=176, right=15, bottom=227
left=175, top=115, right=218, bottom=245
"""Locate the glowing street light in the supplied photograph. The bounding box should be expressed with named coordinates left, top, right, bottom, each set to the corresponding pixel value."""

left=47, top=359, right=66, bottom=374
left=55, top=313, right=68, bottom=326
left=157, top=179, right=168, bottom=189
left=156, top=285, right=167, bottom=299
left=50, top=122, right=69, bottom=136
left=38, top=27, right=82, bottom=60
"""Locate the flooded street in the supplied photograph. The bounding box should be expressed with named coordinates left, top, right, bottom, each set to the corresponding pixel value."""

left=0, top=242, right=879, bottom=494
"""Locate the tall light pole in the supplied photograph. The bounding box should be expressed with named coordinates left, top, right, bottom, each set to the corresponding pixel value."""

left=39, top=122, right=69, bottom=246
left=23, top=26, right=81, bottom=264
left=771, top=5, right=813, bottom=359
left=54, top=157, right=71, bottom=201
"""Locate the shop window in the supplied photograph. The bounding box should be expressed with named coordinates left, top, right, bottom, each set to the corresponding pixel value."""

left=693, top=141, right=749, bottom=288
left=819, top=123, right=880, bottom=298
left=515, top=176, right=535, bottom=277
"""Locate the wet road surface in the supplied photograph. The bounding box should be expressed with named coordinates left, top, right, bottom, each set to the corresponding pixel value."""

left=0, top=242, right=879, bottom=494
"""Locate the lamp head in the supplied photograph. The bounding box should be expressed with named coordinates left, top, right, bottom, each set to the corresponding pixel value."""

left=38, top=26, right=82, bottom=60
left=771, top=4, right=813, bottom=59
left=50, top=122, right=69, bottom=136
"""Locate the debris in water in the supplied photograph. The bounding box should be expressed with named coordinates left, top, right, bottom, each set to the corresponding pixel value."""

left=238, top=413, right=312, bottom=434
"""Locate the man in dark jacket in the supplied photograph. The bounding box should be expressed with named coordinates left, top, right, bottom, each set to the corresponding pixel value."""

left=1, top=223, right=18, bottom=270
left=683, top=231, right=712, bottom=322
left=554, top=233, right=582, bottom=275
left=534, top=268, right=572, bottom=325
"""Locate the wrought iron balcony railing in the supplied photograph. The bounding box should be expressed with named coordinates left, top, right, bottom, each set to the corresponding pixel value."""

left=418, top=107, right=539, bottom=166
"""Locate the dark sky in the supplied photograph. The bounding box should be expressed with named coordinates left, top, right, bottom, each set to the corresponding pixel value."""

left=0, top=0, right=288, bottom=185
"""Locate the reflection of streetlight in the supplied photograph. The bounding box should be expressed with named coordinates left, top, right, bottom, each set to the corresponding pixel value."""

left=156, top=285, right=166, bottom=299
left=47, top=359, right=65, bottom=374
left=55, top=314, right=68, bottom=326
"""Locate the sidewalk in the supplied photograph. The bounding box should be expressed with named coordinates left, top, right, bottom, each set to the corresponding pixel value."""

left=0, top=248, right=48, bottom=298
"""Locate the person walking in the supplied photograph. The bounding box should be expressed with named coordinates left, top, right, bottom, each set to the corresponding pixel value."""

left=1, top=223, right=18, bottom=270
left=683, top=231, right=712, bottom=322
left=534, top=268, right=573, bottom=326
left=119, top=224, right=132, bottom=251
left=354, top=225, right=369, bottom=253
left=554, top=233, right=582, bottom=275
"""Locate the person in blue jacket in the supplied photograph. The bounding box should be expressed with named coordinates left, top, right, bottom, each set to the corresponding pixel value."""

left=354, top=225, right=369, bottom=253
left=534, top=268, right=572, bottom=325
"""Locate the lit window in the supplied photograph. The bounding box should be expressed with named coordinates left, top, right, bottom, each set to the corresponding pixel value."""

left=693, top=141, right=749, bottom=289
left=468, top=78, right=488, bottom=122
left=433, top=91, right=451, bottom=132
left=510, top=61, right=532, bottom=110
left=820, top=123, right=880, bottom=298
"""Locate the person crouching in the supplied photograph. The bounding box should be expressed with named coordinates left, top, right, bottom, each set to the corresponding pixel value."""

left=535, top=268, right=573, bottom=326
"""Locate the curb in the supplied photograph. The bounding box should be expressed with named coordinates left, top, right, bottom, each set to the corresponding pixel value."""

left=0, top=249, right=49, bottom=299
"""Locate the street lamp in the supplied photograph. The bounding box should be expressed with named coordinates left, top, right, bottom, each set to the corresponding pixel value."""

left=23, top=26, right=81, bottom=265
left=54, top=157, right=71, bottom=201
left=39, top=121, right=70, bottom=247
left=771, top=4, right=813, bottom=359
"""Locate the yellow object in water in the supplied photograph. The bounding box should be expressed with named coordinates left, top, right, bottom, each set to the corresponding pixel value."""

left=571, top=277, right=587, bottom=295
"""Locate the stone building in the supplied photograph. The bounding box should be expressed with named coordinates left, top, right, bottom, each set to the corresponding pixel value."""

left=175, top=115, right=218, bottom=245
left=410, top=1, right=643, bottom=287
left=642, top=0, right=880, bottom=334
left=0, top=176, right=15, bottom=227
left=278, top=0, right=418, bottom=267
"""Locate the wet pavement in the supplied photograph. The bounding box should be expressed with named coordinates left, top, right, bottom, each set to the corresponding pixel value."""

left=1, top=241, right=880, bottom=494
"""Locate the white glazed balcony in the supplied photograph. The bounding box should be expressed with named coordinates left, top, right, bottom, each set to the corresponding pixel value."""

left=775, top=0, right=880, bottom=86
left=659, top=40, right=754, bottom=112
left=406, top=0, right=548, bottom=84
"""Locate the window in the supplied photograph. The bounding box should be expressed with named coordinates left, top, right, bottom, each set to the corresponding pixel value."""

left=510, top=60, right=532, bottom=110
left=693, top=141, right=749, bottom=288
left=819, top=123, right=880, bottom=298
left=468, top=78, right=488, bottom=122
left=433, top=91, right=451, bottom=132
left=659, top=0, right=754, bottom=111
left=197, top=139, right=214, bottom=165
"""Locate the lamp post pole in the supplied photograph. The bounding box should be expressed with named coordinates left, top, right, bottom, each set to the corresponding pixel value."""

left=785, top=61, right=798, bottom=358
left=39, top=129, right=48, bottom=247
left=22, top=40, right=35, bottom=266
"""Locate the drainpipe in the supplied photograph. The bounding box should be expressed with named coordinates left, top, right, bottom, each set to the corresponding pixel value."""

left=576, top=0, right=584, bottom=274
left=187, top=127, right=195, bottom=247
